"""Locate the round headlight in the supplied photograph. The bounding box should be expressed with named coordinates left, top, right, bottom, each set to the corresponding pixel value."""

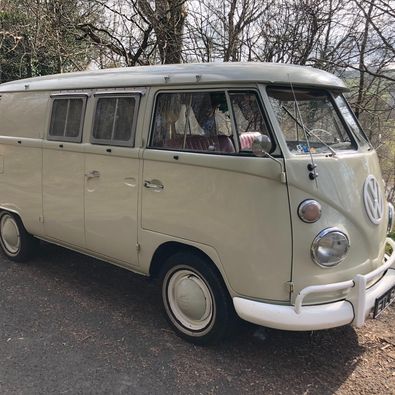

left=387, top=202, right=394, bottom=234
left=298, top=199, right=322, bottom=223
left=311, top=228, right=350, bottom=268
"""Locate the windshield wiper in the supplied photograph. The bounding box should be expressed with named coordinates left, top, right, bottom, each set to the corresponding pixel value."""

left=281, top=105, right=337, bottom=157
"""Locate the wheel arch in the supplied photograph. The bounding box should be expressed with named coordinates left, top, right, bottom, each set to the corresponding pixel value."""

left=0, top=207, right=28, bottom=230
left=0, top=207, right=21, bottom=216
left=154, top=241, right=239, bottom=344
left=149, top=241, right=229, bottom=290
left=0, top=208, right=38, bottom=261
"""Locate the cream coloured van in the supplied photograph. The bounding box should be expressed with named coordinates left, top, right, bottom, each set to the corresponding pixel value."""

left=0, top=63, right=394, bottom=344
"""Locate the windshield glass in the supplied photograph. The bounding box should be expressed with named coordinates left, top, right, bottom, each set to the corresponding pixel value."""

left=267, top=87, right=355, bottom=155
left=333, top=93, right=370, bottom=148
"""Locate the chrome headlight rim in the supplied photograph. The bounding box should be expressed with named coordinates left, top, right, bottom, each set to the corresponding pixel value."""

left=387, top=202, right=394, bottom=234
left=311, top=227, right=350, bottom=268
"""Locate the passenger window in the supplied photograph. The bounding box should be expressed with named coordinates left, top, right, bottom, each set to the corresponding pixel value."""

left=150, top=92, right=235, bottom=153
left=49, top=98, right=85, bottom=142
left=66, top=99, right=84, bottom=138
left=150, top=91, right=272, bottom=154
left=92, top=96, right=137, bottom=146
left=229, top=92, right=271, bottom=151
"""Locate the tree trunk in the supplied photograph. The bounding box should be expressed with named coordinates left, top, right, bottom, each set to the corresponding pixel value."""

left=354, top=0, right=375, bottom=119
left=139, top=0, right=187, bottom=64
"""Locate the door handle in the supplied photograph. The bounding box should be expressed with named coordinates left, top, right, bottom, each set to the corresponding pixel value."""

left=144, top=179, right=164, bottom=191
left=85, top=170, right=100, bottom=179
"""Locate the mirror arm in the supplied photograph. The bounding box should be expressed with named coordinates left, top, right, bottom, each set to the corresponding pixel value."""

left=263, top=152, right=287, bottom=184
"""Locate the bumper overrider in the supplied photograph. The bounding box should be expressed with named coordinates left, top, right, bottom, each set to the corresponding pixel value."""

left=233, top=238, right=395, bottom=331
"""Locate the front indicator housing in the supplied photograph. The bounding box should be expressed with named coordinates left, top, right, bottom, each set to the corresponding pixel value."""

left=298, top=199, right=322, bottom=223
left=311, top=228, right=350, bottom=268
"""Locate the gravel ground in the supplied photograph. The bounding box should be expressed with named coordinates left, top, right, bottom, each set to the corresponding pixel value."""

left=0, top=242, right=394, bottom=395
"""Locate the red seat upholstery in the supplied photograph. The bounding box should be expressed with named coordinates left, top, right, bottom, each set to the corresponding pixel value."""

left=165, top=135, right=235, bottom=153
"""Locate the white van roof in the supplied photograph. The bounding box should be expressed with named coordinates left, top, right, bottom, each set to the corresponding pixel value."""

left=0, top=62, right=347, bottom=92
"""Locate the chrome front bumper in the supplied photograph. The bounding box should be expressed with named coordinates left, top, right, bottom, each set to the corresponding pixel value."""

left=233, top=238, right=395, bottom=331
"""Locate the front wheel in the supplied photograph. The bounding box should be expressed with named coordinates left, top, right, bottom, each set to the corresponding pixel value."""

left=0, top=211, right=38, bottom=262
left=160, top=251, right=236, bottom=345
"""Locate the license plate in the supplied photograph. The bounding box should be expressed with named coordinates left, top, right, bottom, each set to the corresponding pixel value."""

left=373, top=286, right=395, bottom=318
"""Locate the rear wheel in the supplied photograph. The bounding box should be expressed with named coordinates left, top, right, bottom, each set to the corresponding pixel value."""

left=160, top=251, right=236, bottom=345
left=0, top=211, right=38, bottom=262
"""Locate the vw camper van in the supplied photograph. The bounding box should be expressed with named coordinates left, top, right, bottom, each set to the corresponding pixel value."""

left=0, top=63, right=394, bottom=344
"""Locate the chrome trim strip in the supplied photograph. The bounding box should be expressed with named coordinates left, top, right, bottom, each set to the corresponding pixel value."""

left=93, top=90, right=145, bottom=96
left=50, top=93, right=91, bottom=98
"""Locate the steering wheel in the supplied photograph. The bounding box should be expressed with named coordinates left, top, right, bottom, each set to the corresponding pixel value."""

left=308, top=128, right=334, bottom=142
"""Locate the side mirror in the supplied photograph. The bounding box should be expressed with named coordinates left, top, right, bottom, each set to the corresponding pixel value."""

left=251, top=135, right=272, bottom=157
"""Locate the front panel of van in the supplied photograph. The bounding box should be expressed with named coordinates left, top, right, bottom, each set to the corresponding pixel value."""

left=286, top=151, right=387, bottom=303
left=263, top=85, right=388, bottom=304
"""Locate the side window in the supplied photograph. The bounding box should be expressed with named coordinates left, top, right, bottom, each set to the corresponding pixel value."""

left=92, top=96, right=138, bottom=146
left=48, top=97, right=85, bottom=142
left=150, top=90, right=272, bottom=154
left=229, top=91, right=271, bottom=151
left=150, top=92, right=235, bottom=153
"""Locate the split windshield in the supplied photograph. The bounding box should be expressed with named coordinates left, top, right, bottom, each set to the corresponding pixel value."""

left=267, top=87, right=366, bottom=155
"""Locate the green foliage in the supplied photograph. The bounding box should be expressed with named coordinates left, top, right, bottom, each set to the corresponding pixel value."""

left=386, top=230, right=395, bottom=255
left=0, top=0, right=94, bottom=83
left=0, top=9, right=30, bottom=83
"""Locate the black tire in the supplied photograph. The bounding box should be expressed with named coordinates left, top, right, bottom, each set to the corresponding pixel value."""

left=160, top=251, right=236, bottom=345
left=0, top=211, right=38, bottom=262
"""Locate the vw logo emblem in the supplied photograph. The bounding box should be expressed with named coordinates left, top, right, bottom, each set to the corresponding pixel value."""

left=363, top=175, right=384, bottom=225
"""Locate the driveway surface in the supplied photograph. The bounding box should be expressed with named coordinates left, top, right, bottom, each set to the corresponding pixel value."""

left=0, top=242, right=394, bottom=394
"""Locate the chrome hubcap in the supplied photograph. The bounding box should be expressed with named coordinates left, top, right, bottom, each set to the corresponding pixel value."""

left=0, top=214, right=20, bottom=255
left=167, top=269, right=213, bottom=331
